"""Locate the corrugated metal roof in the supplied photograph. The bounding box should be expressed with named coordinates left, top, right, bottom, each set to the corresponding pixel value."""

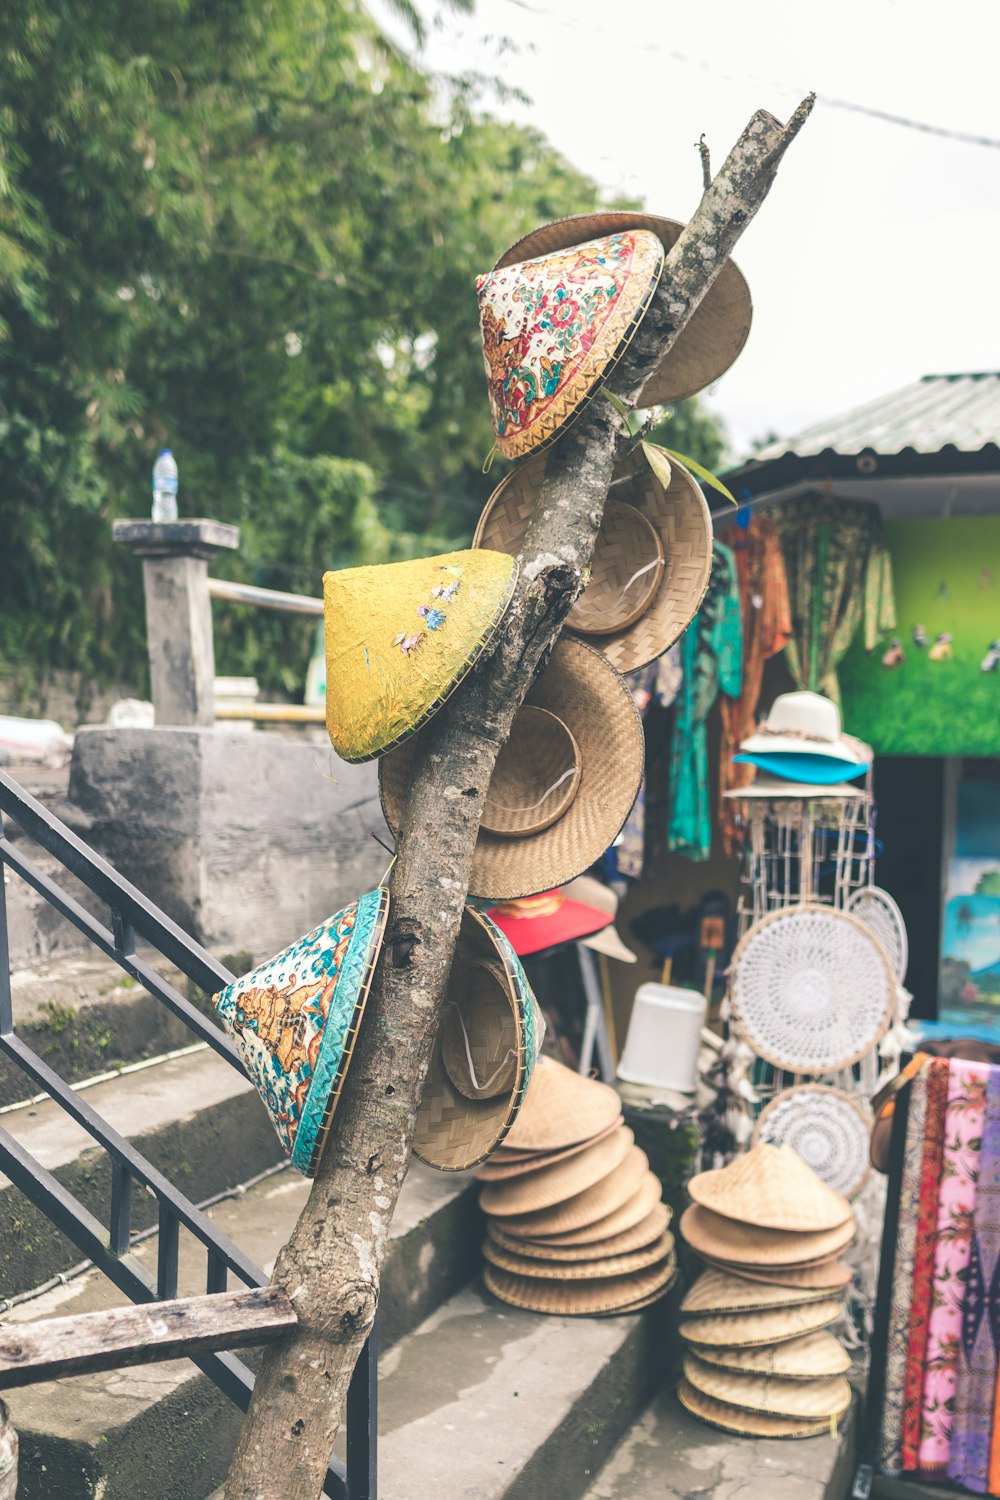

left=753, top=373, right=1000, bottom=461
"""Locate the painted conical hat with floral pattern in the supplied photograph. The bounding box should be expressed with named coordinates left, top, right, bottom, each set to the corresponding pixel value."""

left=477, top=229, right=664, bottom=460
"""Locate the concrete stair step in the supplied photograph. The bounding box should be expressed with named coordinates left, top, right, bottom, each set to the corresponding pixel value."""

left=0, top=1044, right=284, bottom=1296
left=8, top=1159, right=478, bottom=1500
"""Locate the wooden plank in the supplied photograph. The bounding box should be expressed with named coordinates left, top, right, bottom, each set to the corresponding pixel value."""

left=0, top=1287, right=296, bottom=1389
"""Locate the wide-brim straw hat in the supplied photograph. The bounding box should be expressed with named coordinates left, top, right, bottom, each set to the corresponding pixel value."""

left=478, top=1125, right=633, bottom=1216
left=474, top=1116, right=623, bottom=1181
left=562, top=876, right=637, bottom=964
left=484, top=1255, right=676, bottom=1315
left=483, top=888, right=611, bottom=958
left=683, top=1356, right=852, bottom=1422
left=487, top=1201, right=671, bottom=1261
left=483, top=1228, right=674, bottom=1281
left=679, top=1298, right=843, bottom=1349
left=323, top=549, right=517, bottom=763
left=680, top=1204, right=855, bottom=1267
left=501, top=1056, right=623, bottom=1152
left=686, top=1143, right=853, bottom=1232
left=695, top=1329, right=851, bottom=1381
left=412, top=906, right=542, bottom=1171
left=678, top=1381, right=833, bottom=1440
left=477, top=228, right=664, bottom=460
left=214, top=886, right=389, bottom=1177
left=701, top=1256, right=853, bottom=1293
left=494, top=212, right=753, bottom=407
left=380, top=637, right=643, bottom=901
left=529, top=1172, right=664, bottom=1246
left=473, top=443, right=711, bottom=676
left=494, top=1145, right=649, bottom=1238
left=680, top=1268, right=838, bottom=1316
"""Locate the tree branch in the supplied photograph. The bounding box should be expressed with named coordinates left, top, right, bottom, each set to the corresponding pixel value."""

left=223, top=95, right=813, bottom=1500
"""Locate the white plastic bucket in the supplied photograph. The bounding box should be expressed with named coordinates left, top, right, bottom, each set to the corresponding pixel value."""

left=617, top=983, right=707, bottom=1094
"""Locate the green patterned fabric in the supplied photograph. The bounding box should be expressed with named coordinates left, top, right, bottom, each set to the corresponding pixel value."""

left=769, top=494, right=896, bottom=703
left=667, top=541, right=742, bottom=861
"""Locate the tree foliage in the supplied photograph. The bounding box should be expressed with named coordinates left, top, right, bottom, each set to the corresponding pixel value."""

left=0, top=0, right=724, bottom=705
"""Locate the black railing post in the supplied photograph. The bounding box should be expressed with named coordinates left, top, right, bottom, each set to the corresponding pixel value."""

left=109, top=1162, right=133, bottom=1258
left=347, top=1317, right=378, bottom=1500
left=0, top=823, right=11, bottom=1039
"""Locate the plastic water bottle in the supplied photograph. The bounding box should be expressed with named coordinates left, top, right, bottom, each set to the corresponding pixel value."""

left=151, top=449, right=179, bottom=522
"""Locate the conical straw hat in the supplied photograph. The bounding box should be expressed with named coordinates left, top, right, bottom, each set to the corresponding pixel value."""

left=412, top=907, right=542, bottom=1172
left=701, top=1256, right=853, bottom=1292
left=680, top=1268, right=840, bottom=1316
left=482, top=1228, right=674, bottom=1281
left=492, top=1146, right=649, bottom=1238
left=687, top=1144, right=852, bottom=1232
left=323, top=549, right=517, bottom=763
left=474, top=443, right=711, bottom=676
left=678, top=1381, right=833, bottom=1440
left=478, top=1126, right=633, bottom=1217
left=483, top=1256, right=675, bottom=1315
left=679, top=1298, right=843, bottom=1349
left=477, top=228, right=664, bottom=460
left=380, top=638, right=644, bottom=901
left=474, top=1117, right=623, bottom=1180
left=596, top=1275, right=679, bottom=1316
left=495, top=212, right=752, bottom=407
left=488, top=1202, right=671, bottom=1262
left=680, top=1204, right=855, bottom=1268
left=527, top=1172, right=664, bottom=1246
left=695, top=1330, right=852, bottom=1381
left=683, top=1356, right=852, bottom=1422
left=214, top=887, right=389, bottom=1177
left=500, top=1056, right=622, bottom=1152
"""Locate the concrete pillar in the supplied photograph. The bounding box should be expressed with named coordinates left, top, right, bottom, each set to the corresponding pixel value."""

left=112, top=519, right=239, bottom=726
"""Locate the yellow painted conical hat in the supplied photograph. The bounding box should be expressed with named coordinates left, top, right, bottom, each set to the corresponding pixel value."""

left=323, top=549, right=518, bottom=763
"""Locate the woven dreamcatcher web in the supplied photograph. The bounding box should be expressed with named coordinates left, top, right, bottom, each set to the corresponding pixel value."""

left=730, top=905, right=894, bottom=1074
left=753, top=1084, right=871, bottom=1199
left=846, top=885, right=908, bottom=984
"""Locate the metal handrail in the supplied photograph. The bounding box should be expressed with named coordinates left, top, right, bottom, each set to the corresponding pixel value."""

left=207, top=577, right=323, bottom=615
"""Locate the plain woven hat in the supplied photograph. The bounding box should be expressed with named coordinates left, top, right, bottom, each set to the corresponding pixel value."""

left=679, top=1204, right=856, bottom=1267
left=478, top=1125, right=633, bottom=1216
left=483, top=1256, right=675, bottom=1315
left=687, top=1143, right=853, bottom=1232
left=473, top=1116, right=623, bottom=1181
left=562, top=875, right=637, bottom=964
left=477, top=228, right=664, bottom=460
left=494, top=1145, right=649, bottom=1238
left=412, top=906, right=543, bottom=1171
left=380, top=638, right=644, bottom=901
left=678, top=1381, right=832, bottom=1440
left=323, top=549, right=518, bottom=763
left=679, top=1298, right=844, bottom=1349
left=695, top=1329, right=851, bottom=1381
left=484, top=888, right=611, bottom=958
left=734, top=691, right=871, bottom=785
left=501, top=1055, right=622, bottom=1152
left=680, top=1268, right=838, bottom=1316
left=527, top=1170, right=665, bottom=1246
left=487, top=1201, right=670, bottom=1261
left=495, top=212, right=753, bottom=407
left=482, top=1228, right=674, bottom=1280
left=701, top=1256, right=853, bottom=1293
left=213, top=887, right=389, bottom=1177
left=473, top=443, right=712, bottom=676
left=683, top=1355, right=852, bottom=1422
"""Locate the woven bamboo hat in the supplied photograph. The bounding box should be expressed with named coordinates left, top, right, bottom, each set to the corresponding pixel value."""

left=478, top=228, right=664, bottom=460
left=501, top=1055, right=622, bottom=1152
left=323, top=549, right=518, bottom=763
left=680, top=1204, right=855, bottom=1267
left=484, top=1256, right=675, bottom=1315
left=487, top=1202, right=671, bottom=1261
left=530, top=1171, right=664, bottom=1246
left=494, top=1145, right=649, bottom=1238
left=701, top=1256, right=853, bottom=1292
left=683, top=1356, right=852, bottom=1422
left=478, top=1125, right=633, bottom=1216
left=495, top=212, right=752, bottom=407
left=680, top=1268, right=837, bottom=1316
left=380, top=638, right=643, bottom=901
left=678, top=1381, right=832, bottom=1440
left=679, top=1298, right=843, bottom=1349
left=412, top=906, right=542, bottom=1171
left=695, top=1329, right=852, bottom=1381
left=687, top=1143, right=853, bottom=1232
left=483, top=1228, right=674, bottom=1280
left=474, top=1116, right=623, bottom=1181
left=473, top=443, right=711, bottom=676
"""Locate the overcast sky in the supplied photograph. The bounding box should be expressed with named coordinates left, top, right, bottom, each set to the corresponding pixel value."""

left=373, top=0, right=1000, bottom=458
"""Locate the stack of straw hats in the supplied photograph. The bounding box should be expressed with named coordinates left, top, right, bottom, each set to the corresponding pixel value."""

left=477, top=1057, right=676, bottom=1315
left=677, top=1144, right=855, bottom=1438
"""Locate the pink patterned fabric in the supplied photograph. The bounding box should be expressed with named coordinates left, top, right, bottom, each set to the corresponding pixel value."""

left=918, top=1059, right=990, bottom=1473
